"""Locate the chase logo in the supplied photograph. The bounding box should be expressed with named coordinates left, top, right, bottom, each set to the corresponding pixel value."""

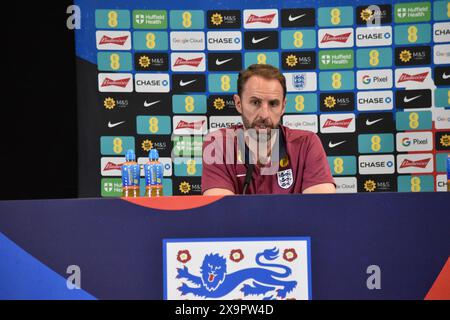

left=135, top=74, right=170, bottom=93
left=133, top=31, right=168, bottom=51
left=170, top=10, right=204, bottom=30
left=97, top=52, right=132, bottom=72
left=134, top=53, right=168, bottom=71
left=172, top=95, right=207, bottom=114
left=395, top=46, right=431, bottom=66
left=394, top=2, right=431, bottom=23
left=100, top=136, right=135, bottom=156
left=327, top=156, right=357, bottom=176
left=96, top=10, right=131, bottom=29
left=244, top=52, right=279, bottom=69
left=396, top=111, right=432, bottom=131
left=318, top=6, right=353, bottom=27
left=281, top=8, right=315, bottom=27
left=358, top=155, right=395, bottom=175
left=398, top=175, right=434, bottom=193
left=394, top=24, right=431, bottom=45
left=358, top=134, right=394, bottom=154
left=281, top=30, right=316, bottom=49
left=357, top=91, right=393, bottom=111
left=319, top=92, right=354, bottom=112
left=282, top=51, right=316, bottom=70
left=396, top=132, right=433, bottom=152
left=136, top=116, right=171, bottom=135
left=209, top=116, right=243, bottom=133
left=356, top=48, right=392, bottom=69
left=96, top=31, right=131, bottom=50
left=434, top=22, right=450, bottom=43
left=356, top=4, right=392, bottom=25
left=356, top=26, right=392, bottom=47
left=207, top=10, right=241, bottom=29
left=207, top=31, right=242, bottom=51
left=132, top=10, right=167, bottom=29
left=174, top=158, right=202, bottom=177
left=243, top=9, right=279, bottom=29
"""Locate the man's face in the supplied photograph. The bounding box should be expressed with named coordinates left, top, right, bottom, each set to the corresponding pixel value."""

left=234, top=76, right=286, bottom=133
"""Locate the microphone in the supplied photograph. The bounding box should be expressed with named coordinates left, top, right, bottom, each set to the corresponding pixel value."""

left=242, top=163, right=254, bottom=195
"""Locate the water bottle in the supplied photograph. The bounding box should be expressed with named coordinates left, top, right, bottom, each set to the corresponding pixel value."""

left=121, top=149, right=140, bottom=198
left=144, top=149, right=164, bottom=197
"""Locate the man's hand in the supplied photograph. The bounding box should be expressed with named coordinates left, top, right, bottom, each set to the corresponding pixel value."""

left=303, top=183, right=336, bottom=194
left=203, top=188, right=235, bottom=196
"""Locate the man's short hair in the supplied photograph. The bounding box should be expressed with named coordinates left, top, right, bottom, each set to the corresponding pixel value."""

left=237, top=64, right=287, bottom=98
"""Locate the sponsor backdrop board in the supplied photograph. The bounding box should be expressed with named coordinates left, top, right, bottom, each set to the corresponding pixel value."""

left=75, top=0, right=450, bottom=197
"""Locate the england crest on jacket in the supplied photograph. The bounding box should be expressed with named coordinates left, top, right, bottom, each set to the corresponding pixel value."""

left=277, top=168, right=294, bottom=189
left=163, top=237, right=311, bottom=300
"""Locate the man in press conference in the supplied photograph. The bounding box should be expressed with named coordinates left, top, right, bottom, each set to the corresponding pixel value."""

left=202, top=64, right=336, bottom=195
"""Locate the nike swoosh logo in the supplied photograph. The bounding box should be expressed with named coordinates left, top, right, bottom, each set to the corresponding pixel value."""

left=329, top=141, right=346, bottom=148
left=443, top=73, right=450, bottom=80
left=144, top=100, right=160, bottom=107
left=216, top=58, right=233, bottom=66
left=366, top=118, right=383, bottom=126
left=288, top=13, right=306, bottom=21
left=403, top=95, right=421, bottom=103
left=179, top=79, right=197, bottom=87
left=108, top=121, right=125, bottom=128
left=252, top=36, right=269, bottom=44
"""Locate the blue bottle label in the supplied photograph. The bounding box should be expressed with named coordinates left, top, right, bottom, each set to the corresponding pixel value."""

left=447, top=156, right=450, bottom=180
left=144, top=163, right=163, bottom=186
left=121, top=163, right=140, bottom=187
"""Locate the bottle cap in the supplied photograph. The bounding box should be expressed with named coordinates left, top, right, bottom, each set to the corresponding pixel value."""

left=125, top=149, right=136, bottom=162
left=149, top=149, right=159, bottom=160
